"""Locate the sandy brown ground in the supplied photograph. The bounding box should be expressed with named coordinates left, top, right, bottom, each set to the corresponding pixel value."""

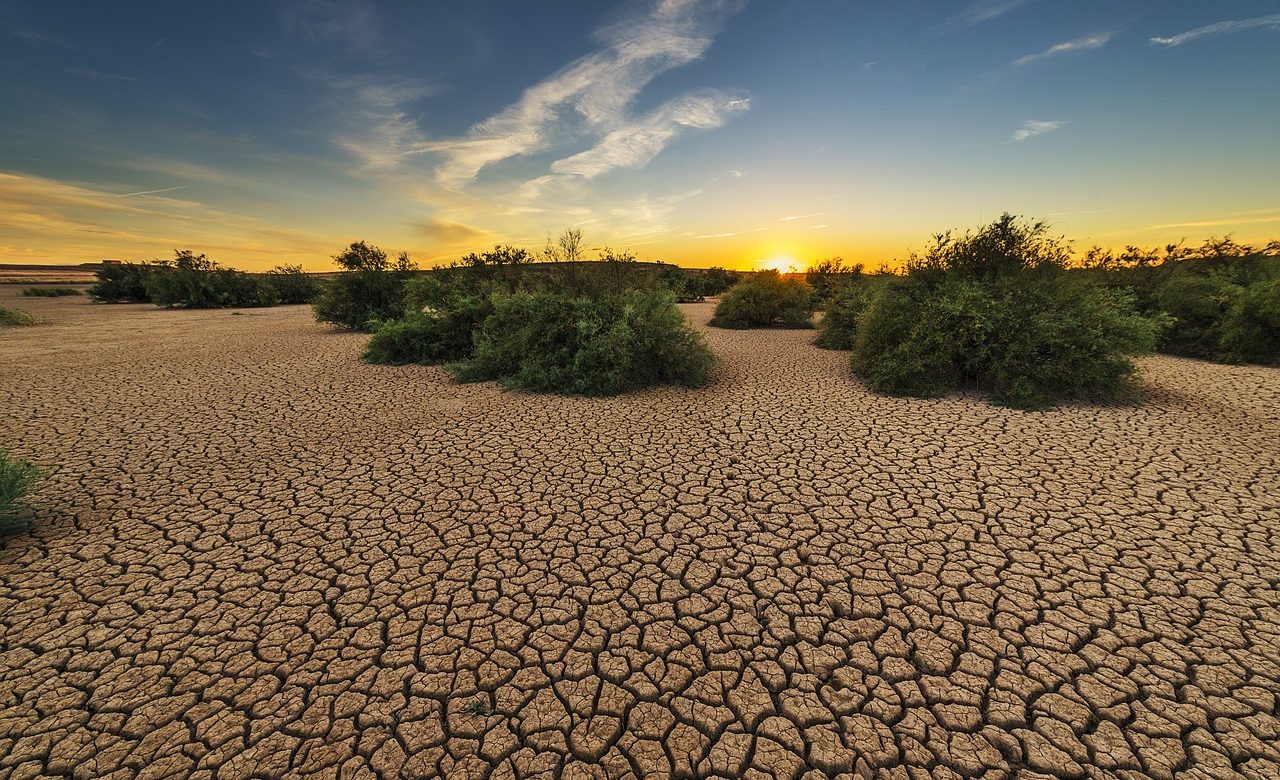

left=2, top=290, right=1279, bottom=780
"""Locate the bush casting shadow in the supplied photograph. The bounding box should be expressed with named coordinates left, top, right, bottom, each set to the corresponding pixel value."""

left=709, top=270, right=815, bottom=329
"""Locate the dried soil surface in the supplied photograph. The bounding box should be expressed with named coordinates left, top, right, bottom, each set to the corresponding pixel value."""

left=2, top=291, right=1279, bottom=779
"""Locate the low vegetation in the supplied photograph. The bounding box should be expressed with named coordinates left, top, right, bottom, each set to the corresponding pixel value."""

left=0, top=306, right=37, bottom=327
left=1082, top=237, right=1280, bottom=365
left=89, top=252, right=323, bottom=308
left=313, top=241, right=418, bottom=330
left=362, top=233, right=715, bottom=395
left=708, top=270, right=815, bottom=329
left=0, top=448, right=41, bottom=534
left=20, top=287, right=82, bottom=297
left=825, top=215, right=1169, bottom=409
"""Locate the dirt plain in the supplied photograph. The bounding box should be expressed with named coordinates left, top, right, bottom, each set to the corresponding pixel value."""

left=1, top=289, right=1278, bottom=780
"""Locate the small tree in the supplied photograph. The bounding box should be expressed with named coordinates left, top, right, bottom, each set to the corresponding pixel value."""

left=313, top=241, right=419, bottom=330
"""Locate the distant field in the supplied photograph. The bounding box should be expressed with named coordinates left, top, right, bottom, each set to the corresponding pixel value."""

left=0, top=263, right=102, bottom=285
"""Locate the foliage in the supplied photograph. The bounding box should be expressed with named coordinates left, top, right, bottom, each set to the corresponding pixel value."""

left=144, top=250, right=276, bottom=308
left=908, top=213, right=1071, bottom=280
left=851, top=274, right=1165, bottom=409
left=805, top=257, right=864, bottom=306
left=708, top=270, right=815, bottom=329
left=1219, top=278, right=1280, bottom=365
left=0, top=306, right=37, bottom=327
left=842, top=215, right=1169, bottom=409
left=89, top=261, right=161, bottom=303
left=1081, top=236, right=1279, bottom=364
left=813, top=275, right=889, bottom=350
left=20, top=287, right=82, bottom=297
left=312, top=241, right=419, bottom=330
left=0, top=448, right=41, bottom=534
left=451, top=287, right=713, bottom=395
left=266, top=265, right=322, bottom=304
left=364, top=295, right=493, bottom=366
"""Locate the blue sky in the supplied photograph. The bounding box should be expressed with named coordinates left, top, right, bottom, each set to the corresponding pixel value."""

left=2, top=0, right=1278, bottom=269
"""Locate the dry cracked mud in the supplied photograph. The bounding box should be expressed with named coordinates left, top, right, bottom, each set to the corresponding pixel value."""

left=2, top=290, right=1279, bottom=780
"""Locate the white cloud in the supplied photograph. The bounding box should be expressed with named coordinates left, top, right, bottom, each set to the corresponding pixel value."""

left=1011, top=120, right=1066, bottom=142
left=549, top=92, right=749, bottom=178
left=1013, top=32, right=1112, bottom=66
left=779, top=212, right=822, bottom=222
left=1150, top=14, right=1280, bottom=47
left=415, top=0, right=747, bottom=188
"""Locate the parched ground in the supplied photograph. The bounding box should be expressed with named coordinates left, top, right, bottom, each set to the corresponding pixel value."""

left=1, top=290, right=1279, bottom=780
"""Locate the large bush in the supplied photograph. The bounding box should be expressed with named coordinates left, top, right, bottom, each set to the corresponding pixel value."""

left=451, top=288, right=713, bottom=395
left=89, top=261, right=160, bottom=303
left=144, top=250, right=276, bottom=308
left=1151, top=275, right=1237, bottom=359
left=0, top=448, right=40, bottom=534
left=312, top=241, right=418, bottom=330
left=266, top=265, right=322, bottom=304
left=814, top=276, right=889, bottom=350
left=1219, top=278, right=1280, bottom=364
left=363, top=295, right=492, bottom=366
left=806, top=257, right=863, bottom=306
left=846, top=215, right=1168, bottom=409
left=852, top=275, right=1164, bottom=409
left=708, top=270, right=815, bottom=329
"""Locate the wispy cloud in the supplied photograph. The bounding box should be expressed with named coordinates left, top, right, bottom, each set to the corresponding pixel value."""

left=2, top=20, right=77, bottom=48
left=779, top=212, right=822, bottom=222
left=1146, top=210, right=1280, bottom=230
left=65, top=67, right=136, bottom=83
left=1150, top=14, right=1280, bottom=47
left=1010, top=120, right=1066, bottom=142
left=118, top=185, right=188, bottom=198
left=939, top=0, right=1035, bottom=33
left=1014, top=32, right=1113, bottom=66
left=550, top=92, right=749, bottom=179
left=698, top=231, right=739, bottom=239
left=414, top=0, right=748, bottom=188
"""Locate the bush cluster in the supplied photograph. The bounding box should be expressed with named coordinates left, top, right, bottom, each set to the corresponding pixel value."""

left=1082, top=240, right=1279, bottom=364
left=813, top=275, right=891, bottom=350
left=313, top=241, right=418, bottom=330
left=825, top=214, right=1168, bottom=409
left=90, top=253, right=323, bottom=308
left=20, top=287, right=82, bottom=297
left=363, top=237, right=715, bottom=396
left=0, top=447, right=41, bottom=534
left=708, top=270, right=815, bottom=329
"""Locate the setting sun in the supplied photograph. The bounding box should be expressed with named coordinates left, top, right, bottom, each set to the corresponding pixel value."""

left=757, top=255, right=801, bottom=273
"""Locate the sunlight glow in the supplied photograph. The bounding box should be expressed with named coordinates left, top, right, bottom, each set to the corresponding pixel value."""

left=757, top=255, right=800, bottom=273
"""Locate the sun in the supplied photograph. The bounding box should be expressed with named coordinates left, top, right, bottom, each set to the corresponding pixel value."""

left=757, top=255, right=799, bottom=273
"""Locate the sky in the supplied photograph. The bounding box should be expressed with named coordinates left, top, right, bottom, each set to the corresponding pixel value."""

left=1, top=0, right=1278, bottom=271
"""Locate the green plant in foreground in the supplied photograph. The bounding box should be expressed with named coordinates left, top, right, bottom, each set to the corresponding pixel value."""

left=451, top=287, right=714, bottom=395
left=709, top=270, right=815, bottom=329
left=20, top=287, right=82, bottom=297
left=1219, top=277, right=1280, bottom=364
left=0, top=306, right=37, bottom=326
left=0, top=449, right=41, bottom=534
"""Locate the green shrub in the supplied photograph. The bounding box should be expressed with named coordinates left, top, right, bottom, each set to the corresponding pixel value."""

left=0, top=448, right=41, bottom=534
left=806, top=257, right=863, bottom=306
left=89, top=261, right=160, bottom=302
left=814, top=276, right=889, bottom=350
left=708, top=270, right=815, bottom=329
left=1152, top=275, right=1238, bottom=359
left=849, top=215, right=1168, bottom=409
left=363, top=295, right=493, bottom=366
left=451, top=288, right=713, bottom=395
left=20, top=287, right=82, bottom=297
left=144, top=251, right=277, bottom=308
left=313, top=241, right=417, bottom=330
left=1219, top=278, right=1280, bottom=364
left=0, top=306, right=37, bottom=326
left=266, top=265, right=322, bottom=304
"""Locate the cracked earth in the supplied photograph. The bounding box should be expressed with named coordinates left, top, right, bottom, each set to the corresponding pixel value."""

left=2, top=290, right=1279, bottom=780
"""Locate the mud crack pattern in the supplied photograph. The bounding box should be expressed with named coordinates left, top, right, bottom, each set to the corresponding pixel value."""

left=2, top=292, right=1279, bottom=779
